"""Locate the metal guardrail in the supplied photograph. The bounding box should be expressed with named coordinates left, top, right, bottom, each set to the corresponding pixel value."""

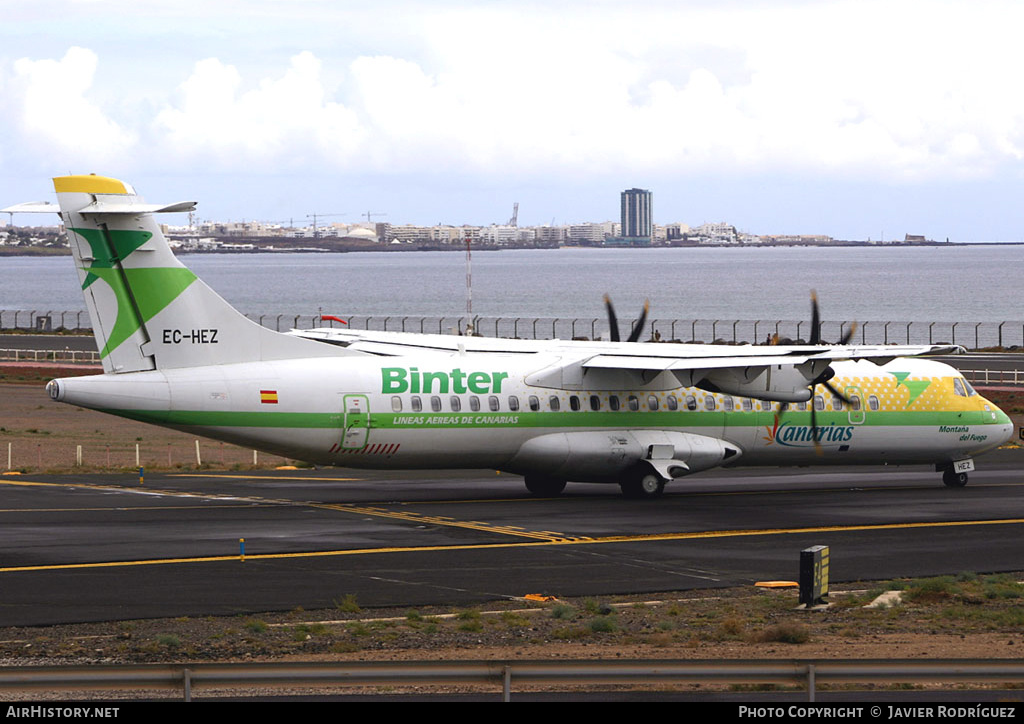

left=0, top=348, right=100, bottom=365
left=4, top=310, right=1024, bottom=349
left=0, top=658, right=1022, bottom=702
left=961, top=369, right=1024, bottom=387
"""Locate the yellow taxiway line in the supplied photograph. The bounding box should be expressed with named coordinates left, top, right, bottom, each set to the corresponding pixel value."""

left=2, top=517, right=1023, bottom=574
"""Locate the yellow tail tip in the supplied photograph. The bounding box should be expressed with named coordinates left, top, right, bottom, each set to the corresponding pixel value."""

left=53, top=175, right=130, bottom=195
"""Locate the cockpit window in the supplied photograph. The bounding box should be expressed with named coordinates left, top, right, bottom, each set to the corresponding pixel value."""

left=953, top=378, right=967, bottom=397
left=962, top=378, right=978, bottom=397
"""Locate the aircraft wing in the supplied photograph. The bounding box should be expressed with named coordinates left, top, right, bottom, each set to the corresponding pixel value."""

left=580, top=343, right=961, bottom=371
left=292, top=327, right=958, bottom=365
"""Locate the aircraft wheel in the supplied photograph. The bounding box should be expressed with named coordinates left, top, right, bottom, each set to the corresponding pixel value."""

left=943, top=469, right=968, bottom=488
left=524, top=475, right=566, bottom=497
left=620, top=472, right=665, bottom=499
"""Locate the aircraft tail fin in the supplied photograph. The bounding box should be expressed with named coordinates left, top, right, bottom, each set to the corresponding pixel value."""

left=50, top=174, right=342, bottom=373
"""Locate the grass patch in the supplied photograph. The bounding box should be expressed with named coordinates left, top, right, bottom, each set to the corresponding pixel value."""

left=588, top=616, right=618, bottom=634
left=334, top=594, right=361, bottom=614
left=244, top=619, right=268, bottom=634
left=751, top=623, right=811, bottom=644
left=550, top=604, right=575, bottom=620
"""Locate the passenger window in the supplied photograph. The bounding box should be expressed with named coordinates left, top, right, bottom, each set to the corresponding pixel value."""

left=741, top=398, right=752, bottom=412
left=666, top=395, right=678, bottom=411
left=704, top=395, right=716, bottom=411
left=450, top=396, right=462, bottom=412
left=814, top=395, right=824, bottom=411
left=391, top=396, right=402, bottom=412
left=850, top=395, right=861, bottom=411
left=431, top=396, right=442, bottom=412
left=868, top=395, right=880, bottom=411
left=796, top=401, right=807, bottom=411
left=529, top=395, right=540, bottom=411
left=411, top=396, right=422, bottom=412
left=469, top=396, right=480, bottom=412
left=647, top=395, right=659, bottom=411
left=628, top=395, right=639, bottom=411
left=685, top=395, right=697, bottom=411
left=831, top=396, right=843, bottom=411
left=590, top=395, right=601, bottom=411
left=489, top=395, right=500, bottom=412
left=549, top=396, right=560, bottom=411
left=609, top=395, right=620, bottom=411
left=508, top=395, right=520, bottom=411
left=569, top=395, right=581, bottom=411
left=722, top=396, right=734, bottom=411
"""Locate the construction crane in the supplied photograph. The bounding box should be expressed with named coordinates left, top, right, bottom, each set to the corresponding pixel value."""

left=363, top=211, right=387, bottom=223
left=306, top=213, right=346, bottom=238
left=508, top=202, right=519, bottom=227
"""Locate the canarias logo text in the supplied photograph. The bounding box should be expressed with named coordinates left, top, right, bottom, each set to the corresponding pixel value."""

left=763, top=420, right=855, bottom=447
left=382, top=367, right=509, bottom=394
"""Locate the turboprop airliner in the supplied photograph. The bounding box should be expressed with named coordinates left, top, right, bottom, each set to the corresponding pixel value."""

left=3, top=175, right=1014, bottom=497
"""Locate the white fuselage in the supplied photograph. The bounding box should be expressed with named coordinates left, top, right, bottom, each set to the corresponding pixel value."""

left=49, top=354, right=1014, bottom=484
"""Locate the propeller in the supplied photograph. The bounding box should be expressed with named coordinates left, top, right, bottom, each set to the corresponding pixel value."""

left=775, top=291, right=859, bottom=454
left=603, top=294, right=649, bottom=343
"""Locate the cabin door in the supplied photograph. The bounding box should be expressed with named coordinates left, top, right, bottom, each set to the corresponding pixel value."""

left=845, top=385, right=866, bottom=425
left=342, top=394, right=370, bottom=449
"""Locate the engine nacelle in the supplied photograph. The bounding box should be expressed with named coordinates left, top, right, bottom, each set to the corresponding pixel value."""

left=501, top=430, right=742, bottom=483
left=697, top=361, right=833, bottom=403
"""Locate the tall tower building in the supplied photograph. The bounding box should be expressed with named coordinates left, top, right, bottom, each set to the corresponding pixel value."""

left=620, top=188, right=653, bottom=245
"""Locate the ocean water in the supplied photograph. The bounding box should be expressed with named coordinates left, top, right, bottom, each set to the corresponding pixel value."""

left=5, top=245, right=1022, bottom=326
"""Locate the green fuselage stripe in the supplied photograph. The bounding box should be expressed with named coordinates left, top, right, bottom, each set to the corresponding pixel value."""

left=98, top=408, right=997, bottom=430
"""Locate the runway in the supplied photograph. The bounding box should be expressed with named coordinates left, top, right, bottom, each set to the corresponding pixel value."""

left=0, top=450, right=1022, bottom=627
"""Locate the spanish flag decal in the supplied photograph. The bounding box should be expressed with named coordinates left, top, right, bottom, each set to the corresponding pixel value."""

left=260, top=389, right=279, bottom=404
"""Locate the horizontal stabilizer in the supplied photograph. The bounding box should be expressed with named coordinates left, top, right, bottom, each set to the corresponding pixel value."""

left=1, top=201, right=59, bottom=213
left=74, top=200, right=197, bottom=215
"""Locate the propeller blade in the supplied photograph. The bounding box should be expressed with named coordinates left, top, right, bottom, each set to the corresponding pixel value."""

left=809, top=290, right=821, bottom=345
left=839, top=321, right=858, bottom=345
left=603, top=294, right=620, bottom=342
left=810, top=392, right=823, bottom=456
left=824, top=379, right=853, bottom=405
left=627, top=300, right=650, bottom=343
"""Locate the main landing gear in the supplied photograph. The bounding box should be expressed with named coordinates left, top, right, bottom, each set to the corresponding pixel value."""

left=619, top=471, right=666, bottom=499
left=524, top=474, right=567, bottom=497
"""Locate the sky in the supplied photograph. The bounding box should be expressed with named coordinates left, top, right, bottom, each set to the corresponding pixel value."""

left=3, top=0, right=1024, bottom=240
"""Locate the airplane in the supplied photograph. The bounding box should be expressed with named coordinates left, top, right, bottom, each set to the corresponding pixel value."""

left=3, top=174, right=1014, bottom=497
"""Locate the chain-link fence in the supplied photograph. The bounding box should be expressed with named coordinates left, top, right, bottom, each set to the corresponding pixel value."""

left=4, top=309, right=1024, bottom=349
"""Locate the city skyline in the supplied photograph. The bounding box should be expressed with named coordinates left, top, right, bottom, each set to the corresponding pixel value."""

left=4, top=2, right=1024, bottom=240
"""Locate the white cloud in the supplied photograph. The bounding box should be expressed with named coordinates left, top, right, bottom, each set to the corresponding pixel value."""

left=7, top=46, right=136, bottom=167
left=5, top=1, right=1024, bottom=186
left=152, top=52, right=365, bottom=170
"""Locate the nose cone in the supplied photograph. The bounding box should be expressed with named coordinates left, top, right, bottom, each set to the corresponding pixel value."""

left=987, top=401, right=1015, bottom=448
